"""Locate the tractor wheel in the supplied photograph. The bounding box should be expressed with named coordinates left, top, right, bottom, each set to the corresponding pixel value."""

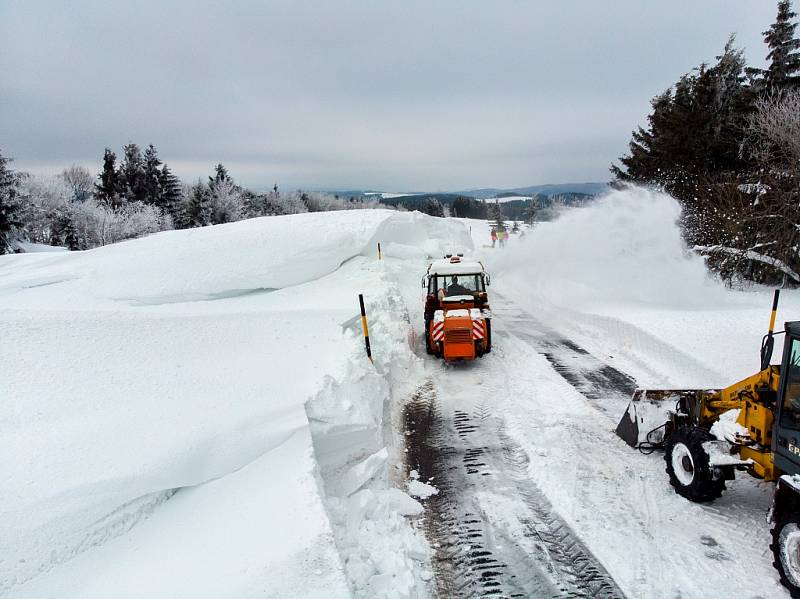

left=424, top=320, right=433, bottom=355
left=772, top=512, right=800, bottom=598
left=484, top=319, right=492, bottom=354
left=664, top=426, right=725, bottom=503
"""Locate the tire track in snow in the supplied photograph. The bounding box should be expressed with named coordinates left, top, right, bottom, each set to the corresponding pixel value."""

left=403, top=379, right=624, bottom=598
left=490, top=295, right=637, bottom=421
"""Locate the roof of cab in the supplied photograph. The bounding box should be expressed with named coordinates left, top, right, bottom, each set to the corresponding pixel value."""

left=427, top=256, right=485, bottom=275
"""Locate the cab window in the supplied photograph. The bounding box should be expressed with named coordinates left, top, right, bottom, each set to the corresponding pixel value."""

left=781, top=338, right=800, bottom=428
left=436, top=274, right=483, bottom=294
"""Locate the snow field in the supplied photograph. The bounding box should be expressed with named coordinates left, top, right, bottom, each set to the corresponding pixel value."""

left=0, top=209, right=470, bottom=598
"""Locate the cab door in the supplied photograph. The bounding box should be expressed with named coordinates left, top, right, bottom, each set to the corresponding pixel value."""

left=774, top=334, right=800, bottom=476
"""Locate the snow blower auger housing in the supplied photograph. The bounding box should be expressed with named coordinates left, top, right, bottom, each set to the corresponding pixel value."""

left=422, top=255, right=491, bottom=361
left=615, top=290, right=800, bottom=596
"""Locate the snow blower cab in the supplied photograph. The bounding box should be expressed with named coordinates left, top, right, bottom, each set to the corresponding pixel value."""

left=423, top=255, right=492, bottom=361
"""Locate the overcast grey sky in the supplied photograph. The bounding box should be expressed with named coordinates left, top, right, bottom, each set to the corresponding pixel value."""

left=0, top=1, right=782, bottom=191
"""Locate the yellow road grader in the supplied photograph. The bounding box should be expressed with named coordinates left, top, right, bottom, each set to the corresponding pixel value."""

left=615, top=291, right=800, bottom=596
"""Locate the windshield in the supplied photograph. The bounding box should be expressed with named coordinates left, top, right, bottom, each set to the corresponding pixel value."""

left=430, top=274, right=484, bottom=297
left=781, top=338, right=800, bottom=429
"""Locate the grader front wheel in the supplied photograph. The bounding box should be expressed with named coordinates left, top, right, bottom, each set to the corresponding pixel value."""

left=773, top=513, right=800, bottom=598
left=664, top=426, right=726, bottom=503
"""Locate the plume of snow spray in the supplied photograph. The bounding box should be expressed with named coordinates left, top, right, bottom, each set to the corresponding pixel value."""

left=487, top=186, right=728, bottom=308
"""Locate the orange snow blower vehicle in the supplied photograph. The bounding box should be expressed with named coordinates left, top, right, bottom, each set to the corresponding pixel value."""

left=423, top=255, right=492, bottom=361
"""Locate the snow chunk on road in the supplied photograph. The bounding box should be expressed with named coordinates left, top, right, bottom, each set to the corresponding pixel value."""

left=408, top=479, right=439, bottom=499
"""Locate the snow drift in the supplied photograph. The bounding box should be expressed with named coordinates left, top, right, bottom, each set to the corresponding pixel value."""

left=0, top=209, right=459, bottom=598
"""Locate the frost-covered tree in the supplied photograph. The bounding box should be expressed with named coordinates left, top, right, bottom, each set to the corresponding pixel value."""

left=61, top=165, right=94, bottom=202
left=745, top=89, right=800, bottom=169
left=15, top=175, right=72, bottom=244
left=95, top=149, right=122, bottom=207
left=209, top=178, right=244, bottom=224
left=0, top=150, right=22, bottom=254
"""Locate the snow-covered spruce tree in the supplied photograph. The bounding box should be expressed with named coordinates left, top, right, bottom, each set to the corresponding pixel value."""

left=183, top=180, right=213, bottom=227
left=523, top=198, right=537, bottom=224
left=158, top=163, right=183, bottom=220
left=208, top=163, right=231, bottom=191
left=118, top=143, right=146, bottom=204
left=142, top=145, right=163, bottom=207
left=0, top=149, right=22, bottom=254
left=762, top=0, right=800, bottom=90
left=95, top=148, right=122, bottom=207
left=487, top=200, right=505, bottom=230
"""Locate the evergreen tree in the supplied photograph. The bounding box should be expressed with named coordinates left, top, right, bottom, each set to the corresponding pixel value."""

left=95, top=148, right=122, bottom=207
left=612, top=38, right=752, bottom=200
left=209, top=163, right=231, bottom=190
left=762, top=0, right=800, bottom=90
left=158, top=163, right=182, bottom=218
left=142, top=144, right=163, bottom=206
left=421, top=198, right=444, bottom=217
left=487, top=200, right=506, bottom=229
left=184, top=181, right=212, bottom=227
left=52, top=207, right=80, bottom=250
left=118, top=143, right=146, bottom=203
left=0, top=150, right=21, bottom=254
left=523, top=199, right=537, bottom=224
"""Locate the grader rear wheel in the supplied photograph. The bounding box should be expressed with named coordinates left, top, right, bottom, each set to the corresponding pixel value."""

left=664, top=426, right=726, bottom=503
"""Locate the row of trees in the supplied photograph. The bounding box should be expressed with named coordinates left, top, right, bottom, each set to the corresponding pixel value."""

left=0, top=146, right=386, bottom=254
left=613, top=0, right=800, bottom=284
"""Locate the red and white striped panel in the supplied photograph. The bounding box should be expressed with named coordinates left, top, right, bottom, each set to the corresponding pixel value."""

left=432, top=321, right=445, bottom=342
left=472, top=319, right=485, bottom=340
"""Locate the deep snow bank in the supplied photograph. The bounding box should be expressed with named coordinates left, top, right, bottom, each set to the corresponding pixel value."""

left=0, top=209, right=466, bottom=598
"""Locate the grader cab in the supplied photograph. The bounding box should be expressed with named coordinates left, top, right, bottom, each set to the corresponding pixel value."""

left=422, top=255, right=492, bottom=361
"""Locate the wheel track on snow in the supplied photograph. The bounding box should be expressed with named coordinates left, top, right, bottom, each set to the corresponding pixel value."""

left=403, top=380, right=625, bottom=598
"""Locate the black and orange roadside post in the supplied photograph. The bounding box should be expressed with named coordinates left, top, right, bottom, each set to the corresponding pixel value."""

left=377, top=242, right=382, bottom=260
left=359, top=293, right=373, bottom=362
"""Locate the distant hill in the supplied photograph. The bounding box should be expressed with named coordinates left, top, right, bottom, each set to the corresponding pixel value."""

left=454, top=182, right=609, bottom=199
left=315, top=182, right=609, bottom=201
left=312, top=183, right=608, bottom=221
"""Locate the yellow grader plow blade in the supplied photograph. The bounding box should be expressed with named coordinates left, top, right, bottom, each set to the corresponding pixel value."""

left=615, top=389, right=713, bottom=449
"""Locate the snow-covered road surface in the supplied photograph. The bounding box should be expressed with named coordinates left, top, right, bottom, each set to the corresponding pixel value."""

left=404, top=292, right=788, bottom=598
